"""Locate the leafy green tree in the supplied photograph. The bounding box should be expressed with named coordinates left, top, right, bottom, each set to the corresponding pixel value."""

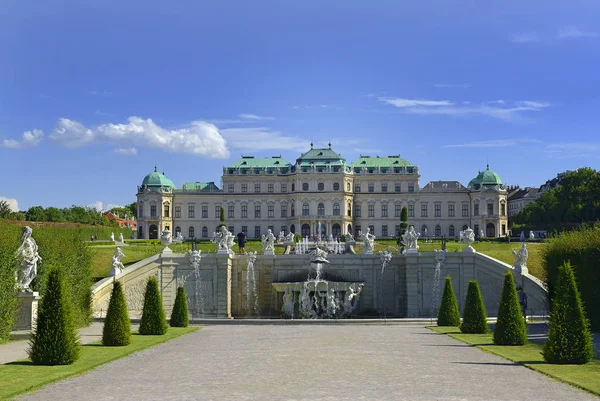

left=219, top=206, right=225, bottom=228
left=126, top=202, right=138, bottom=219
left=543, top=262, right=594, bottom=364
left=460, top=281, right=488, bottom=333
left=45, top=207, right=65, bottom=222
left=397, top=206, right=408, bottom=251
left=170, top=286, right=189, bottom=327
left=493, top=271, right=528, bottom=345
left=139, top=276, right=168, bottom=335
left=0, top=200, right=12, bottom=218
left=26, top=206, right=46, bottom=221
left=437, top=276, right=461, bottom=326
left=29, top=267, right=80, bottom=365
left=102, top=281, right=131, bottom=346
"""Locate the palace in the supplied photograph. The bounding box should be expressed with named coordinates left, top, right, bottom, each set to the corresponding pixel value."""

left=136, top=144, right=508, bottom=241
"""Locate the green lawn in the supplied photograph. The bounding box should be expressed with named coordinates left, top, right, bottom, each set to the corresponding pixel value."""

left=0, top=327, right=197, bottom=400
left=430, top=326, right=600, bottom=396
left=90, top=239, right=545, bottom=280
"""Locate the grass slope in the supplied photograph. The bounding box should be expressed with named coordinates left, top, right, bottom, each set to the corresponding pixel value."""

left=430, top=326, right=600, bottom=396
left=0, top=327, right=197, bottom=399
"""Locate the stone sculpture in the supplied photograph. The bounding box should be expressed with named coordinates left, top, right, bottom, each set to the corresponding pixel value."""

left=261, top=229, right=276, bottom=254
left=519, top=231, right=525, bottom=242
left=109, top=247, right=126, bottom=276
left=188, top=249, right=202, bottom=270
left=213, top=225, right=235, bottom=254
left=512, top=242, right=529, bottom=275
left=529, top=230, right=535, bottom=240
left=118, top=233, right=124, bottom=243
left=345, top=232, right=356, bottom=254
left=480, top=229, right=485, bottom=239
left=360, top=227, right=376, bottom=254
left=403, top=226, right=420, bottom=253
left=15, top=226, right=41, bottom=291
left=110, top=232, right=115, bottom=242
left=462, top=227, right=476, bottom=253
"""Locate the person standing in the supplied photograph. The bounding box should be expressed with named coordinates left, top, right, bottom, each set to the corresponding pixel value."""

left=237, top=231, right=246, bottom=254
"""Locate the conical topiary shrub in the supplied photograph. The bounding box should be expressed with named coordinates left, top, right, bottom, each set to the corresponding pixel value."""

left=139, top=276, right=168, bottom=335
left=437, top=276, right=461, bottom=326
left=29, top=267, right=80, bottom=365
left=460, top=281, right=488, bottom=333
left=493, top=271, right=527, bottom=345
left=543, top=261, right=594, bottom=364
left=102, top=281, right=131, bottom=346
left=170, top=286, right=189, bottom=327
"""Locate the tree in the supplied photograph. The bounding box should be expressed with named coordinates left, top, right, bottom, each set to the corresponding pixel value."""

left=26, top=206, right=46, bottom=222
left=126, top=202, right=138, bottom=219
left=102, top=281, right=131, bottom=346
left=460, top=281, right=488, bottom=334
left=139, top=276, right=168, bottom=335
left=493, top=271, right=528, bottom=345
left=437, top=276, right=461, bottom=326
left=543, top=262, right=594, bottom=364
left=219, top=206, right=226, bottom=228
left=397, top=206, right=408, bottom=251
left=29, top=267, right=80, bottom=365
left=0, top=200, right=12, bottom=218
left=45, top=207, right=65, bottom=222
left=170, top=286, right=189, bottom=327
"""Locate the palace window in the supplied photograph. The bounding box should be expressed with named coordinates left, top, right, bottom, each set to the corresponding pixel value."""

left=281, top=226, right=287, bottom=235
left=201, top=206, right=208, bottom=218
left=355, top=184, right=361, bottom=192
left=449, top=225, right=455, bottom=237
left=381, top=184, right=387, bottom=192
left=421, top=204, right=428, bottom=217
left=354, top=204, right=361, bottom=217
left=242, top=184, right=248, bottom=193
left=368, top=205, right=375, bottom=217
left=228, top=184, right=234, bottom=192
left=228, top=205, right=235, bottom=219
left=318, top=183, right=324, bottom=191
left=188, top=205, right=194, bottom=219
left=302, top=203, right=309, bottom=216
left=382, top=225, right=388, bottom=237
left=268, top=225, right=274, bottom=233
left=501, top=203, right=506, bottom=216
left=215, top=206, right=221, bottom=218
left=281, top=204, right=288, bottom=217
left=228, top=225, right=234, bottom=234
left=448, top=204, right=455, bottom=217
left=241, top=205, right=248, bottom=218
left=202, top=226, right=208, bottom=238
left=291, top=203, right=295, bottom=217
left=435, top=225, right=441, bottom=237
left=369, top=225, right=375, bottom=235
left=175, top=206, right=181, bottom=218
left=241, top=225, right=247, bottom=234
left=188, top=226, right=195, bottom=238
left=254, top=226, right=261, bottom=238
left=303, top=183, right=309, bottom=191
left=292, top=183, right=295, bottom=191
left=346, top=182, right=351, bottom=191
left=333, top=182, right=340, bottom=191
left=164, top=205, right=170, bottom=218
left=268, top=183, right=274, bottom=193
left=421, top=225, right=428, bottom=236
left=368, top=184, right=374, bottom=193
left=462, top=204, right=469, bottom=217
left=487, top=203, right=494, bottom=216
left=395, top=183, right=401, bottom=192
left=255, top=205, right=261, bottom=218
left=395, top=204, right=401, bottom=217
left=281, top=183, right=287, bottom=192
left=474, top=204, right=479, bottom=216
left=408, top=184, right=415, bottom=192
left=329, top=203, right=338, bottom=216
left=435, top=204, right=441, bottom=217
left=255, top=184, right=261, bottom=193
left=408, top=204, right=414, bottom=217
left=317, top=203, right=325, bottom=216
left=150, top=205, right=157, bottom=218
left=268, top=205, right=274, bottom=218
left=381, top=204, right=388, bottom=217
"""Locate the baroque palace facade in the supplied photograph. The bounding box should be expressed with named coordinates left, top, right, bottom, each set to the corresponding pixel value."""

left=136, top=145, right=508, bottom=241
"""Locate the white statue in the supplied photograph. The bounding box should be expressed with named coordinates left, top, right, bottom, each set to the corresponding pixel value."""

left=359, top=228, right=376, bottom=254
left=512, top=243, right=529, bottom=273
left=278, top=231, right=285, bottom=243
left=213, top=226, right=233, bottom=251
left=188, top=249, right=202, bottom=270
left=173, top=231, right=184, bottom=243
left=403, top=226, right=420, bottom=252
left=284, top=232, right=295, bottom=243
left=345, top=232, right=356, bottom=254
left=118, top=232, right=124, bottom=243
left=110, top=247, right=126, bottom=276
left=261, top=229, right=276, bottom=253
left=15, top=226, right=41, bottom=291
left=462, top=227, right=476, bottom=253
left=519, top=231, right=525, bottom=242
left=480, top=229, right=485, bottom=239
left=160, top=229, right=172, bottom=245
left=110, top=232, right=115, bottom=242
left=529, top=230, right=535, bottom=240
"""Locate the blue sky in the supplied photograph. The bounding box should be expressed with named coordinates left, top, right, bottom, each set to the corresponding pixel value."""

left=1, top=0, right=599, bottom=212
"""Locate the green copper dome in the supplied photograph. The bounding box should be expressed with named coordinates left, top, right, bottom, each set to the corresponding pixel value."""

left=468, top=164, right=503, bottom=188
left=141, top=166, right=175, bottom=189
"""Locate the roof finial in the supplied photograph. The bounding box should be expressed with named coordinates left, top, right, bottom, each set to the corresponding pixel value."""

left=154, top=165, right=158, bottom=172
left=310, top=140, right=313, bottom=149
left=486, top=157, right=489, bottom=170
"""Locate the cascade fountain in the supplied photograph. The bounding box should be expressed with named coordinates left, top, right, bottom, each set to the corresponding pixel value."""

left=187, top=249, right=205, bottom=317
left=272, top=247, right=364, bottom=318
left=430, top=249, right=447, bottom=317
left=245, top=252, right=259, bottom=316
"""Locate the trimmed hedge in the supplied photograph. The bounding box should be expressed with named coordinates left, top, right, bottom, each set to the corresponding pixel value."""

left=437, top=276, right=461, bottom=326
left=542, top=226, right=600, bottom=331
left=170, top=286, right=189, bottom=327
left=102, top=281, right=131, bottom=346
left=29, top=267, right=80, bottom=365
left=0, top=236, right=17, bottom=342
left=493, top=271, right=527, bottom=345
left=139, top=276, right=168, bottom=335
left=460, top=281, right=488, bottom=334
left=543, top=261, right=594, bottom=364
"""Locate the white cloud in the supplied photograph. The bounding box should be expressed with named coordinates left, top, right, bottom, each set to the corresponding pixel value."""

left=379, top=97, right=550, bottom=122
left=444, top=138, right=542, bottom=148
left=1, top=129, right=44, bottom=148
left=238, top=113, right=274, bottom=121
left=89, top=201, right=103, bottom=212
left=557, top=26, right=598, bottom=39
left=512, top=32, right=541, bottom=43
left=221, top=127, right=310, bottom=152
left=545, top=142, right=600, bottom=159
left=49, top=117, right=230, bottom=158
left=106, top=203, right=124, bottom=211
left=0, top=196, right=19, bottom=212
left=88, top=90, right=112, bottom=96
left=113, top=147, right=138, bottom=156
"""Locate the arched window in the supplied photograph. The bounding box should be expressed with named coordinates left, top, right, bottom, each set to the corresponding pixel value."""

left=175, top=226, right=181, bottom=236
left=332, top=224, right=341, bottom=237
left=449, top=224, right=455, bottom=237
left=202, top=226, right=208, bottom=238
left=302, top=203, right=309, bottom=216
left=486, top=223, right=496, bottom=238
left=347, top=202, right=352, bottom=217
left=435, top=225, right=441, bottom=237
left=318, top=183, right=324, bottom=191
left=291, top=203, right=295, bottom=217
left=290, top=224, right=295, bottom=234
left=421, top=225, right=428, bottom=237
left=138, top=202, right=144, bottom=218
left=317, top=203, right=325, bottom=216
left=333, top=182, right=340, bottom=191
left=346, top=182, right=350, bottom=191
left=301, top=224, right=310, bottom=237
left=291, top=183, right=295, bottom=191
left=138, top=226, right=144, bottom=239
left=333, top=203, right=340, bottom=216
left=302, top=183, right=309, bottom=191
left=188, top=226, right=195, bottom=238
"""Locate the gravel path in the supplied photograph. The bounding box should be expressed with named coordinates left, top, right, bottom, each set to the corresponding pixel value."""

left=19, top=325, right=597, bottom=401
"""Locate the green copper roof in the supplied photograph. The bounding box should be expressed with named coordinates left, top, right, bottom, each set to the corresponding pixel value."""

left=468, top=165, right=503, bottom=188
left=180, top=182, right=220, bottom=191
left=227, top=156, right=291, bottom=169
left=141, top=167, right=175, bottom=188
left=350, top=155, right=413, bottom=168
left=296, top=146, right=346, bottom=166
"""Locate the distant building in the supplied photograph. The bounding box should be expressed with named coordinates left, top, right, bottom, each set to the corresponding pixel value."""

left=507, top=187, right=539, bottom=220
left=537, top=171, right=572, bottom=198
left=105, top=212, right=137, bottom=229
left=135, top=145, right=508, bottom=240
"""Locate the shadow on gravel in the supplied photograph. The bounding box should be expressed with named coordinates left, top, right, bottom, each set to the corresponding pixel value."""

left=453, top=361, right=518, bottom=366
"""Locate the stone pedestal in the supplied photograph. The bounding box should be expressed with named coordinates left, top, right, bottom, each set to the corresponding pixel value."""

left=263, top=249, right=275, bottom=256
left=405, top=248, right=418, bottom=255
left=109, top=266, right=122, bottom=276
left=463, top=245, right=476, bottom=254
left=15, top=291, right=40, bottom=331
left=217, top=248, right=230, bottom=255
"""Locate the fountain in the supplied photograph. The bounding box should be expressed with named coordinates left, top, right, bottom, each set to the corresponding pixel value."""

left=245, top=252, right=259, bottom=316
left=272, top=247, right=364, bottom=319
left=187, top=249, right=205, bottom=317
left=430, top=249, right=447, bottom=318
